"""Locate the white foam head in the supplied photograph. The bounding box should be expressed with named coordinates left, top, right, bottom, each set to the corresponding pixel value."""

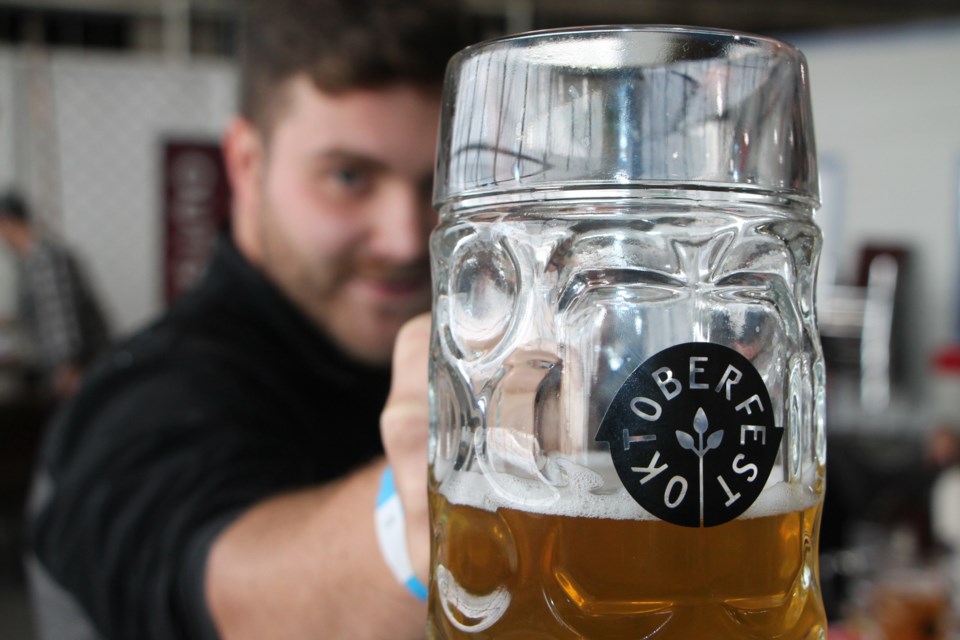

left=438, top=459, right=821, bottom=521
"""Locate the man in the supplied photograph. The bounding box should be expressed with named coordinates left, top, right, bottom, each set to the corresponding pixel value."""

left=0, top=190, right=110, bottom=400
left=26, top=1, right=468, bottom=638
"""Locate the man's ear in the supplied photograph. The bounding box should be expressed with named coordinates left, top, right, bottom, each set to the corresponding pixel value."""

left=223, top=116, right=264, bottom=208
left=223, top=116, right=265, bottom=261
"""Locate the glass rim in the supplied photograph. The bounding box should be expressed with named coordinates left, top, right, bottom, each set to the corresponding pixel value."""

left=435, top=24, right=820, bottom=212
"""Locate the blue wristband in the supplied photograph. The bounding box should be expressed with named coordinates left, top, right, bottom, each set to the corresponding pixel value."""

left=374, top=466, right=428, bottom=602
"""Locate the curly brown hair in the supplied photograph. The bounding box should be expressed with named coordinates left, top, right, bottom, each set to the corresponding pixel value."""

left=239, top=0, right=469, bottom=134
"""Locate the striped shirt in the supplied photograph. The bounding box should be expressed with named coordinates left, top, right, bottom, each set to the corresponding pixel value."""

left=17, top=237, right=110, bottom=375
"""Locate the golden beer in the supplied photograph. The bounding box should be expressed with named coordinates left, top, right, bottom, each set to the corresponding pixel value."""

left=427, top=472, right=826, bottom=639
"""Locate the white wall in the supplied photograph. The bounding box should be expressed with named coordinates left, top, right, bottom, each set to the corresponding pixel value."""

left=0, top=47, right=235, bottom=335
left=52, top=54, right=236, bottom=333
left=792, top=21, right=960, bottom=387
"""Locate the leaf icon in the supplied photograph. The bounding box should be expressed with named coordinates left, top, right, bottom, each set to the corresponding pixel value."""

left=676, top=431, right=695, bottom=451
left=706, top=430, right=723, bottom=451
left=693, top=408, right=708, bottom=434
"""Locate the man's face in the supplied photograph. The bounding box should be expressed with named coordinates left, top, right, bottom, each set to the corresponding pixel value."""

left=0, top=217, right=21, bottom=253
left=233, top=77, right=440, bottom=367
left=0, top=219, right=12, bottom=247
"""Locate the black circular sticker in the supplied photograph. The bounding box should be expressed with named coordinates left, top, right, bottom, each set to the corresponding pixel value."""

left=595, top=342, right=781, bottom=528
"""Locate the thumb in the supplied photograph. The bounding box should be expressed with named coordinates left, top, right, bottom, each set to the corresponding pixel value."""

left=382, top=313, right=431, bottom=464
left=380, top=313, right=432, bottom=579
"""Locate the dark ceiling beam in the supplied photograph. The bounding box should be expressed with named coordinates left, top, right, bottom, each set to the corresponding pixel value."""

left=462, top=0, right=960, bottom=33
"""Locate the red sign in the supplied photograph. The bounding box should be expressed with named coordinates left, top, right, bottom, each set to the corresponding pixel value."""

left=162, top=140, right=231, bottom=303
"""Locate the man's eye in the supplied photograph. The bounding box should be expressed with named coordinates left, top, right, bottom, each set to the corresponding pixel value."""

left=331, top=167, right=369, bottom=189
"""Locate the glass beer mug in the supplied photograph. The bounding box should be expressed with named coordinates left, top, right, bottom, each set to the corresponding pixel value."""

left=428, top=26, right=826, bottom=639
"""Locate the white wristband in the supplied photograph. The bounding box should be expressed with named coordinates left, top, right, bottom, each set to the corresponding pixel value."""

left=374, top=466, right=428, bottom=601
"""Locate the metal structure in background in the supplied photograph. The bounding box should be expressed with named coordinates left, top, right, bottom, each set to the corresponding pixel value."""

left=463, top=0, right=960, bottom=33
left=0, top=0, right=238, bottom=58
left=2, top=0, right=960, bottom=59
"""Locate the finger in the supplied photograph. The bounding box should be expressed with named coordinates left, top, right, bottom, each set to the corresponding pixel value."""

left=380, top=313, right=433, bottom=579
left=388, top=313, right=431, bottom=402
left=381, top=313, right=431, bottom=457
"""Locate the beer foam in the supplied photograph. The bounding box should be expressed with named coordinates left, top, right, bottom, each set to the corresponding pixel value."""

left=440, top=461, right=656, bottom=521
left=438, top=460, right=820, bottom=522
left=742, top=468, right=821, bottom=519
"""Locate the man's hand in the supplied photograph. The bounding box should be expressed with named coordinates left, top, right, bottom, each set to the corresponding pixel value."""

left=380, top=313, right=432, bottom=582
left=207, top=313, right=434, bottom=639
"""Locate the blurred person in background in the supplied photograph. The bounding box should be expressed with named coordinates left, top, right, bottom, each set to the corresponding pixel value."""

left=0, top=190, right=110, bottom=401
left=24, top=0, right=468, bottom=638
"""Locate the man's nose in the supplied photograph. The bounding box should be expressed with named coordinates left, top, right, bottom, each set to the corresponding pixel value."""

left=370, top=180, right=436, bottom=262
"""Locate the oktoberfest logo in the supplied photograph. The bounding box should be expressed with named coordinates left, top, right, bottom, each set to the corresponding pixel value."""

left=596, top=342, right=781, bottom=527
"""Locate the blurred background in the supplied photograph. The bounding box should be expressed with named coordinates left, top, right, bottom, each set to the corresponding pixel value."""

left=1, top=1, right=960, bottom=638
